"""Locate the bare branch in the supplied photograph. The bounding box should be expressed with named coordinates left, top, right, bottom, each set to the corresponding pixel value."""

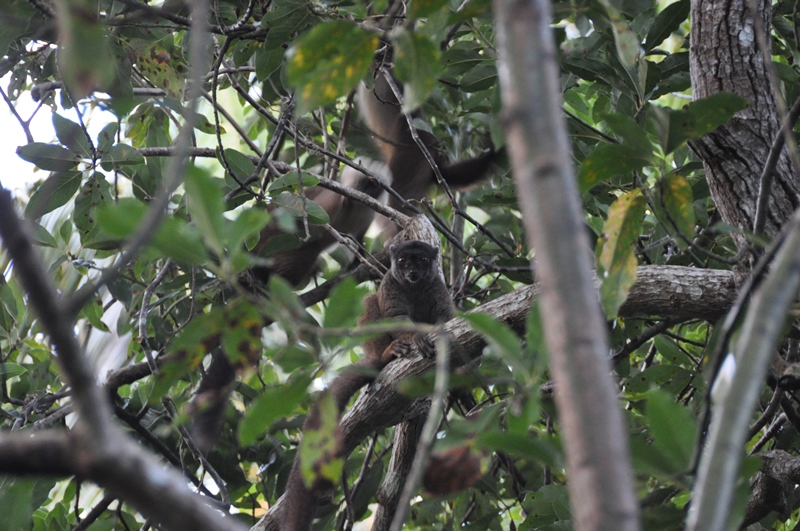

left=0, top=430, right=74, bottom=476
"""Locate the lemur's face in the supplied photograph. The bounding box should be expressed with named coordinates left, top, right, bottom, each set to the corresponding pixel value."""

left=390, top=241, right=438, bottom=284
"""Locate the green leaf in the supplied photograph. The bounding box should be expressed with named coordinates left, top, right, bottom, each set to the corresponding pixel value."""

left=0, top=478, right=34, bottom=531
left=96, top=122, right=119, bottom=155
left=477, top=432, right=560, bottom=467
left=299, top=391, right=344, bottom=487
left=656, top=173, right=695, bottom=244
left=578, top=144, right=650, bottom=193
left=629, top=432, right=686, bottom=478
left=653, top=93, right=749, bottom=154
left=222, top=148, right=256, bottom=183
left=17, top=143, right=80, bottom=171
left=459, top=64, right=497, bottom=93
left=600, top=251, right=638, bottom=320
left=80, top=297, right=109, bottom=332
left=598, top=190, right=645, bottom=318
left=96, top=199, right=208, bottom=265
left=324, top=277, right=366, bottom=328
left=646, top=388, right=696, bottom=470
left=260, top=0, right=314, bottom=54
left=166, top=311, right=222, bottom=362
left=506, top=394, right=543, bottom=435
left=25, top=171, right=82, bottom=218
left=409, top=0, right=449, bottom=20
left=599, top=191, right=645, bottom=273
left=238, top=376, right=311, bottom=446
left=644, top=0, right=690, bottom=53
left=525, top=302, right=546, bottom=363
left=30, top=478, right=57, bottom=513
left=286, top=21, right=378, bottom=113
left=603, top=113, right=653, bottom=155
left=464, top=313, right=529, bottom=381
left=562, top=57, right=617, bottom=83
left=185, top=167, right=226, bottom=256
left=190, top=111, right=217, bottom=135
left=267, top=275, right=305, bottom=316
left=0, top=363, right=26, bottom=377
left=520, top=485, right=571, bottom=527
left=219, top=301, right=264, bottom=366
left=73, top=172, right=112, bottom=245
left=271, top=192, right=331, bottom=225
left=52, top=113, right=92, bottom=158
left=653, top=335, right=694, bottom=366
left=255, top=46, right=284, bottom=82
left=625, top=364, right=693, bottom=394
left=100, top=144, right=144, bottom=170
left=55, top=1, right=116, bottom=98
left=126, top=38, right=186, bottom=97
left=31, top=223, right=58, bottom=248
left=605, top=4, right=641, bottom=67
left=274, top=344, right=317, bottom=373
left=226, top=208, right=271, bottom=259
left=268, top=171, right=320, bottom=194
left=0, top=4, right=36, bottom=59
left=394, top=30, right=441, bottom=111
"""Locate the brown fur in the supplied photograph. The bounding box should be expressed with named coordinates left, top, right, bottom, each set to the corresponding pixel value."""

left=359, top=72, right=498, bottom=236
left=190, top=169, right=384, bottom=452
left=279, top=241, right=455, bottom=530
left=250, top=166, right=385, bottom=287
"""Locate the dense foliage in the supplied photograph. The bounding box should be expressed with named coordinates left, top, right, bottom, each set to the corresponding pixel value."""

left=3, top=0, right=800, bottom=529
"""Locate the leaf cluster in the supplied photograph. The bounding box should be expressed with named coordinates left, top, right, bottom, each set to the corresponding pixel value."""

left=3, top=0, right=800, bottom=529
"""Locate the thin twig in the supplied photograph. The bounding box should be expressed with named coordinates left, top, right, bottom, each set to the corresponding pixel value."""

left=0, top=85, right=33, bottom=143
left=612, top=317, right=686, bottom=363
left=322, top=224, right=386, bottom=279
left=162, top=398, right=231, bottom=509
left=747, top=381, right=784, bottom=441
left=200, top=89, right=262, bottom=155
left=753, top=95, right=800, bottom=236
left=72, top=495, right=115, bottom=531
left=138, top=259, right=174, bottom=372
left=381, top=70, right=458, bottom=209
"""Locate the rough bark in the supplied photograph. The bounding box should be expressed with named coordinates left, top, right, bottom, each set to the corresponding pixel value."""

left=371, top=415, right=426, bottom=531
left=690, top=0, right=800, bottom=247
left=742, top=449, right=800, bottom=525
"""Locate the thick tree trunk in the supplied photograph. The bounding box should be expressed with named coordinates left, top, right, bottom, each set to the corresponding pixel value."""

left=690, top=0, right=799, bottom=248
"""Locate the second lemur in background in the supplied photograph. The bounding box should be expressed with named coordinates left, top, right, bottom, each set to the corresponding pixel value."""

left=191, top=167, right=385, bottom=451
left=279, top=240, right=456, bottom=531
left=358, top=70, right=499, bottom=236
left=249, top=165, right=386, bottom=288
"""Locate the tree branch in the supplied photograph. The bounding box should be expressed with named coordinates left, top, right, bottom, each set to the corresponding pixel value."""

left=252, top=263, right=741, bottom=530
left=0, top=431, right=74, bottom=476
left=0, top=3, right=249, bottom=529
left=688, top=208, right=800, bottom=531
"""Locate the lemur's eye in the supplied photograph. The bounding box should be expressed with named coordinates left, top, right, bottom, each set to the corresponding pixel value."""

left=421, top=258, right=429, bottom=264
left=398, top=258, right=406, bottom=266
